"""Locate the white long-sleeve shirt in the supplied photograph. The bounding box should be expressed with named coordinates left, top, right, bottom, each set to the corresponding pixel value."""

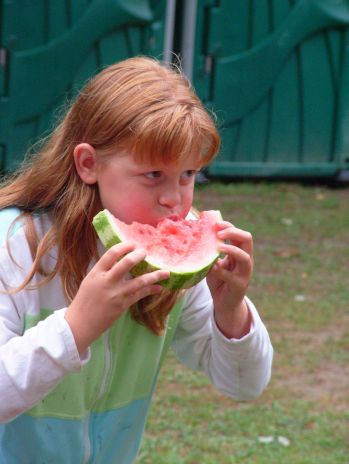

left=0, top=208, right=273, bottom=463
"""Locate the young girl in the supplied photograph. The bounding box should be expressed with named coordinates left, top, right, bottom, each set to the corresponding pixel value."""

left=0, top=56, right=273, bottom=463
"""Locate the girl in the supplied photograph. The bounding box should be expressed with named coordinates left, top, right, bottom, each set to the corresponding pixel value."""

left=0, top=56, right=273, bottom=463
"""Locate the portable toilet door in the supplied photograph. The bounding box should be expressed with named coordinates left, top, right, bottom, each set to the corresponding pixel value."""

left=0, top=0, right=168, bottom=173
left=180, top=0, right=349, bottom=180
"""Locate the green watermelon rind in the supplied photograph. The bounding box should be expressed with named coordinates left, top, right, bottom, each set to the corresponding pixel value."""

left=93, top=209, right=221, bottom=290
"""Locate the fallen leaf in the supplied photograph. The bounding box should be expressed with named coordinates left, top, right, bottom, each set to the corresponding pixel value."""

left=258, top=436, right=274, bottom=444
left=277, top=436, right=291, bottom=447
left=281, top=218, right=293, bottom=226
left=305, top=421, right=316, bottom=430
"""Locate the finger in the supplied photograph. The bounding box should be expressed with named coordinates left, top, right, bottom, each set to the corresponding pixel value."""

left=216, top=255, right=236, bottom=272
left=127, top=284, right=163, bottom=306
left=209, top=265, right=248, bottom=292
left=108, top=248, right=149, bottom=279
left=126, top=269, right=170, bottom=292
left=217, top=223, right=252, bottom=243
left=123, top=270, right=171, bottom=303
left=217, top=226, right=253, bottom=255
left=216, top=220, right=235, bottom=229
left=96, top=242, right=137, bottom=271
left=218, top=243, right=253, bottom=275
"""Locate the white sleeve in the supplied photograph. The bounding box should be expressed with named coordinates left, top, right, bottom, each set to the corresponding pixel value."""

left=171, top=280, right=273, bottom=401
left=0, top=275, right=87, bottom=423
left=0, top=211, right=89, bottom=423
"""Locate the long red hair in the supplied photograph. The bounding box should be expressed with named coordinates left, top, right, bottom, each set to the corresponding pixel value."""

left=0, top=56, right=220, bottom=334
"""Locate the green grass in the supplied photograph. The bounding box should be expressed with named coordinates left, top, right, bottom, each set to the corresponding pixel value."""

left=137, top=182, right=349, bottom=463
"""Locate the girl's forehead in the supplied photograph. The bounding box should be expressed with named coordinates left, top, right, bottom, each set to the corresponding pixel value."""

left=131, top=148, right=203, bottom=168
left=103, top=149, right=202, bottom=170
left=133, top=153, right=203, bottom=170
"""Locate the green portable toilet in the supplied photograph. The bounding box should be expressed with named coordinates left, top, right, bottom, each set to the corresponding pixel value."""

left=181, top=0, right=349, bottom=180
left=0, top=0, right=170, bottom=172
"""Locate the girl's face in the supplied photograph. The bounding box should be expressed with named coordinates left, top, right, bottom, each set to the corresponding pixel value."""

left=95, top=151, right=201, bottom=225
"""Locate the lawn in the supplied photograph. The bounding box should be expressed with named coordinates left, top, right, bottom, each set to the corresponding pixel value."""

left=137, top=181, right=349, bottom=463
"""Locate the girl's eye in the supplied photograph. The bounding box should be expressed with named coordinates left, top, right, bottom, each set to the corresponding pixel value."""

left=144, top=171, right=162, bottom=180
left=181, top=170, right=197, bottom=180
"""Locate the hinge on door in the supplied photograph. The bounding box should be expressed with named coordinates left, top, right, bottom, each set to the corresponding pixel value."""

left=0, top=49, right=7, bottom=68
left=205, top=54, right=213, bottom=74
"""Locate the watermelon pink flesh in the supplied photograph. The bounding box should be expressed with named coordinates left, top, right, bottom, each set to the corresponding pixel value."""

left=112, top=211, right=220, bottom=272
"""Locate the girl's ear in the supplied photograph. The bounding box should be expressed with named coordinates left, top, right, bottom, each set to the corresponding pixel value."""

left=73, top=143, right=98, bottom=184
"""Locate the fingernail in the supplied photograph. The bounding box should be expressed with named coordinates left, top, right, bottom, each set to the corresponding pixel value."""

left=160, top=272, right=170, bottom=281
left=153, top=285, right=163, bottom=293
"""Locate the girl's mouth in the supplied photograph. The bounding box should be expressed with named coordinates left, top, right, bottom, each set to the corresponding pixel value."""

left=165, top=215, right=180, bottom=222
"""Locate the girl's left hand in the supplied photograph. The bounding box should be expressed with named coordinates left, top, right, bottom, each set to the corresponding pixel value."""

left=206, top=221, right=254, bottom=338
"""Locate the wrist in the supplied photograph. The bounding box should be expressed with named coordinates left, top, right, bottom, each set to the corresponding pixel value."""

left=214, top=298, right=252, bottom=339
left=65, top=304, right=95, bottom=354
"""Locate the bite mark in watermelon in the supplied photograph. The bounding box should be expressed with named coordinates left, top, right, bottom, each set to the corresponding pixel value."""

left=93, top=209, right=223, bottom=290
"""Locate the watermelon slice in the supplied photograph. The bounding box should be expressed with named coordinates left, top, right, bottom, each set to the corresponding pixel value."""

left=93, top=209, right=222, bottom=290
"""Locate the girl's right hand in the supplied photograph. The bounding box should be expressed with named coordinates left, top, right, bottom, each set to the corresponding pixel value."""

left=65, top=243, right=170, bottom=354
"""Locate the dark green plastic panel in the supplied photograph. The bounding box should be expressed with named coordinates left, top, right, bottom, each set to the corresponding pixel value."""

left=0, top=0, right=166, bottom=172
left=192, top=0, right=349, bottom=178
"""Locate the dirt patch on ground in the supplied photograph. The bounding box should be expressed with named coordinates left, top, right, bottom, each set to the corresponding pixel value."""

left=271, top=318, right=349, bottom=411
left=284, top=361, right=349, bottom=411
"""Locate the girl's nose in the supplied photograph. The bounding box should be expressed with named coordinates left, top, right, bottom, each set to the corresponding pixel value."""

left=158, top=188, right=181, bottom=209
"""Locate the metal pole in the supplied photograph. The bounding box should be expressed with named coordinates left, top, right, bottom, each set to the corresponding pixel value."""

left=180, top=0, right=198, bottom=80
left=163, top=0, right=177, bottom=64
